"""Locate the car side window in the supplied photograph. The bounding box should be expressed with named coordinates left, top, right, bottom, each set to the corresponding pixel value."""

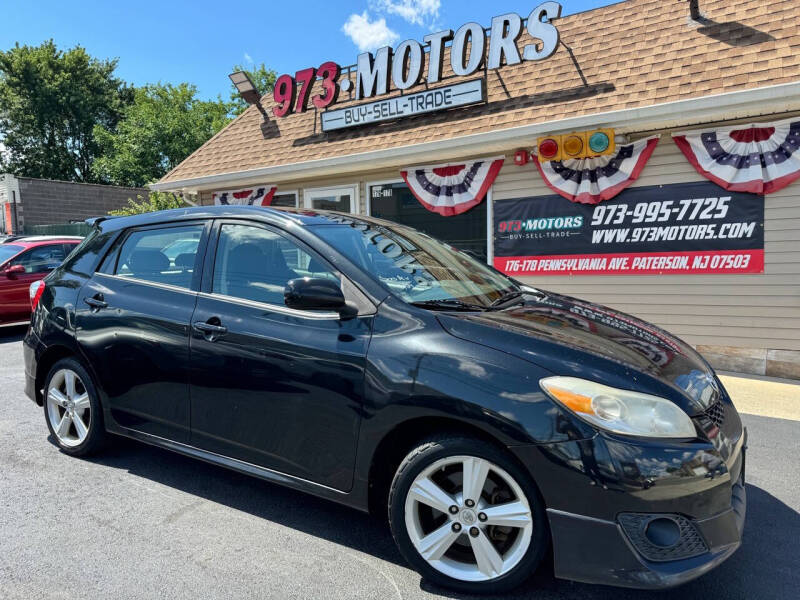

left=10, top=244, right=67, bottom=274
left=114, top=225, right=204, bottom=289
left=212, top=223, right=338, bottom=306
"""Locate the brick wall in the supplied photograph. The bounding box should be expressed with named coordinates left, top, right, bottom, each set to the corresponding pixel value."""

left=17, top=177, right=147, bottom=228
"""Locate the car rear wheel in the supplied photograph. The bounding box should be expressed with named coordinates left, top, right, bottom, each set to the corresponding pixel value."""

left=388, top=436, right=548, bottom=594
left=44, top=358, right=106, bottom=456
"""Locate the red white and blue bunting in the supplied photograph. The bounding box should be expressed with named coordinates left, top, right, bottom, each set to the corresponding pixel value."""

left=673, top=119, right=800, bottom=195
left=535, top=136, right=660, bottom=205
left=401, top=156, right=505, bottom=216
left=213, top=185, right=278, bottom=206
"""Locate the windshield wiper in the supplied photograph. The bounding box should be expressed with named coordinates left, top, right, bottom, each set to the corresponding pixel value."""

left=411, top=299, right=488, bottom=312
left=489, top=289, right=544, bottom=309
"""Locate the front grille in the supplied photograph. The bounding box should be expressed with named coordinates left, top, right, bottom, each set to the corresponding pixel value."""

left=705, top=400, right=726, bottom=428
left=618, top=513, right=709, bottom=562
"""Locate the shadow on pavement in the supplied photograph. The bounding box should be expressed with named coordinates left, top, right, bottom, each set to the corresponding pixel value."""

left=0, top=325, right=27, bottom=344
left=81, top=434, right=800, bottom=599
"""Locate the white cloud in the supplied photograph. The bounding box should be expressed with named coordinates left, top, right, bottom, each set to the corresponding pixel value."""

left=342, top=11, right=400, bottom=52
left=243, top=52, right=253, bottom=65
left=373, top=0, right=440, bottom=27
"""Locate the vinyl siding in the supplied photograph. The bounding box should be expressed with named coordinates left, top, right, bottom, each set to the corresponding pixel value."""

left=491, top=139, right=800, bottom=351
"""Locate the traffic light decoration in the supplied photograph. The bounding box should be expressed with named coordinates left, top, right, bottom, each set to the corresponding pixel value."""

left=534, top=135, right=661, bottom=205
left=537, top=129, right=616, bottom=162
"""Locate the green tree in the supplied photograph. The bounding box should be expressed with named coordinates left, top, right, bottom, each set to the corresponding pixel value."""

left=109, top=191, right=187, bottom=216
left=229, top=62, right=276, bottom=116
left=0, top=40, right=131, bottom=181
left=92, top=83, right=230, bottom=187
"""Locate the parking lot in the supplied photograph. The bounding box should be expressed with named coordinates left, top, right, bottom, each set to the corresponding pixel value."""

left=1, top=325, right=799, bottom=600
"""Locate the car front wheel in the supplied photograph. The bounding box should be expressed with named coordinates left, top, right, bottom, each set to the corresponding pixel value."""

left=388, top=436, right=548, bottom=594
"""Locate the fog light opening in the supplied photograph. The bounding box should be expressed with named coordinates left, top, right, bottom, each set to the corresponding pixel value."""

left=644, top=517, right=681, bottom=548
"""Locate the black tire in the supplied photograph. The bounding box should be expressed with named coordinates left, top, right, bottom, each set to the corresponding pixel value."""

left=388, top=435, right=549, bottom=594
left=43, top=357, right=106, bottom=457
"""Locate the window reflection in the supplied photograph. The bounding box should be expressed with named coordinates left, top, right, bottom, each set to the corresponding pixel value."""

left=312, top=214, right=515, bottom=306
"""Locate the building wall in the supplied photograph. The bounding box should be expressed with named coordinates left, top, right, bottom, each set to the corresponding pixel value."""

left=492, top=139, right=800, bottom=377
left=196, top=133, right=800, bottom=378
left=16, top=177, right=147, bottom=229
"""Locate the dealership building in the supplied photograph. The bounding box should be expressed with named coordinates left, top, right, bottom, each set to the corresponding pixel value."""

left=153, top=0, right=800, bottom=379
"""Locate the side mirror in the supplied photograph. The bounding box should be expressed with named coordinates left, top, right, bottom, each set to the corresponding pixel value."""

left=2, top=264, right=25, bottom=278
left=284, top=277, right=347, bottom=312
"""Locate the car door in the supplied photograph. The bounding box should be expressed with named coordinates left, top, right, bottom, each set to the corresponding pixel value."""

left=1, top=244, right=67, bottom=323
left=76, top=221, right=208, bottom=443
left=189, top=220, right=373, bottom=491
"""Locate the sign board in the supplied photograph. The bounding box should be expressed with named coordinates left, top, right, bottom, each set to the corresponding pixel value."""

left=493, top=182, right=765, bottom=276
left=321, top=80, right=484, bottom=132
left=270, top=2, right=563, bottom=126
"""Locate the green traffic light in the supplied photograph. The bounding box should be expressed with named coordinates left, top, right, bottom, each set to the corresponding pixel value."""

left=589, top=132, right=610, bottom=153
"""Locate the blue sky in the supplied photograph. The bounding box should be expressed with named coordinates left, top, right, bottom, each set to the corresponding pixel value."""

left=1, top=0, right=618, bottom=100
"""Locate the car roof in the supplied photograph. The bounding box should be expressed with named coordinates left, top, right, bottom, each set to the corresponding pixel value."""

left=92, top=205, right=400, bottom=233
left=12, top=237, right=83, bottom=248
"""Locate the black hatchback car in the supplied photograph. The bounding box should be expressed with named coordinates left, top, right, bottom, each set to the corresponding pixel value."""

left=23, top=206, right=746, bottom=593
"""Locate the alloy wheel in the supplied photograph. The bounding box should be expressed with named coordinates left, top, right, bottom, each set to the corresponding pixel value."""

left=403, top=455, right=534, bottom=582
left=46, top=368, right=91, bottom=448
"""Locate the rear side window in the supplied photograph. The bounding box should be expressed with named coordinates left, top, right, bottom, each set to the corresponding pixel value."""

left=62, top=230, right=107, bottom=276
left=114, top=225, right=204, bottom=290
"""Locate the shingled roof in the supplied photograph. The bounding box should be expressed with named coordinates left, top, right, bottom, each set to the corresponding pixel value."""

left=157, top=0, right=800, bottom=188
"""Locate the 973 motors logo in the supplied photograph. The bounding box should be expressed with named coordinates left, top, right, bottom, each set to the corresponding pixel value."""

left=497, top=215, right=584, bottom=233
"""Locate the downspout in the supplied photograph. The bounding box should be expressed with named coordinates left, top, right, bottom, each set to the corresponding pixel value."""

left=11, top=190, right=19, bottom=235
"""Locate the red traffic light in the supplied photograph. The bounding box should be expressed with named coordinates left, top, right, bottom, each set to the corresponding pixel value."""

left=539, top=138, right=560, bottom=160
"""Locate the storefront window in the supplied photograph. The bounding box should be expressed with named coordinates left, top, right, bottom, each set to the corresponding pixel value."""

left=369, top=181, right=488, bottom=262
left=305, top=186, right=356, bottom=212
left=271, top=192, right=298, bottom=208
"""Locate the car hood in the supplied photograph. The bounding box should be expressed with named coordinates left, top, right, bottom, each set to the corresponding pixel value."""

left=436, top=291, right=720, bottom=416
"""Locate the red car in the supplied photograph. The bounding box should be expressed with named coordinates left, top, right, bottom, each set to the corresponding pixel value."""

left=0, top=237, right=82, bottom=326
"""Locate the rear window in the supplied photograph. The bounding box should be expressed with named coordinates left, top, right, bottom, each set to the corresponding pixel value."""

left=0, top=244, right=23, bottom=266
left=61, top=230, right=105, bottom=276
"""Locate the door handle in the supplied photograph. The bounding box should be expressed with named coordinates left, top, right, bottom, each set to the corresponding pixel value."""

left=84, top=295, right=108, bottom=310
left=192, top=320, right=228, bottom=340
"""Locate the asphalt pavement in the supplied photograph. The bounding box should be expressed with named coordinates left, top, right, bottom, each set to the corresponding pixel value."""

left=1, top=325, right=798, bottom=600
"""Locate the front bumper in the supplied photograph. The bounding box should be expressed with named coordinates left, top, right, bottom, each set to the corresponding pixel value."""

left=511, top=416, right=746, bottom=589
left=547, top=467, right=745, bottom=589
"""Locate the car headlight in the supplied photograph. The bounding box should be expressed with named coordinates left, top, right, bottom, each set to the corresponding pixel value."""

left=540, top=376, right=697, bottom=439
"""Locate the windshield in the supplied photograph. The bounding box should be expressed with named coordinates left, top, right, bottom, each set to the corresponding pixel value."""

left=311, top=215, right=519, bottom=307
left=0, top=244, right=23, bottom=266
